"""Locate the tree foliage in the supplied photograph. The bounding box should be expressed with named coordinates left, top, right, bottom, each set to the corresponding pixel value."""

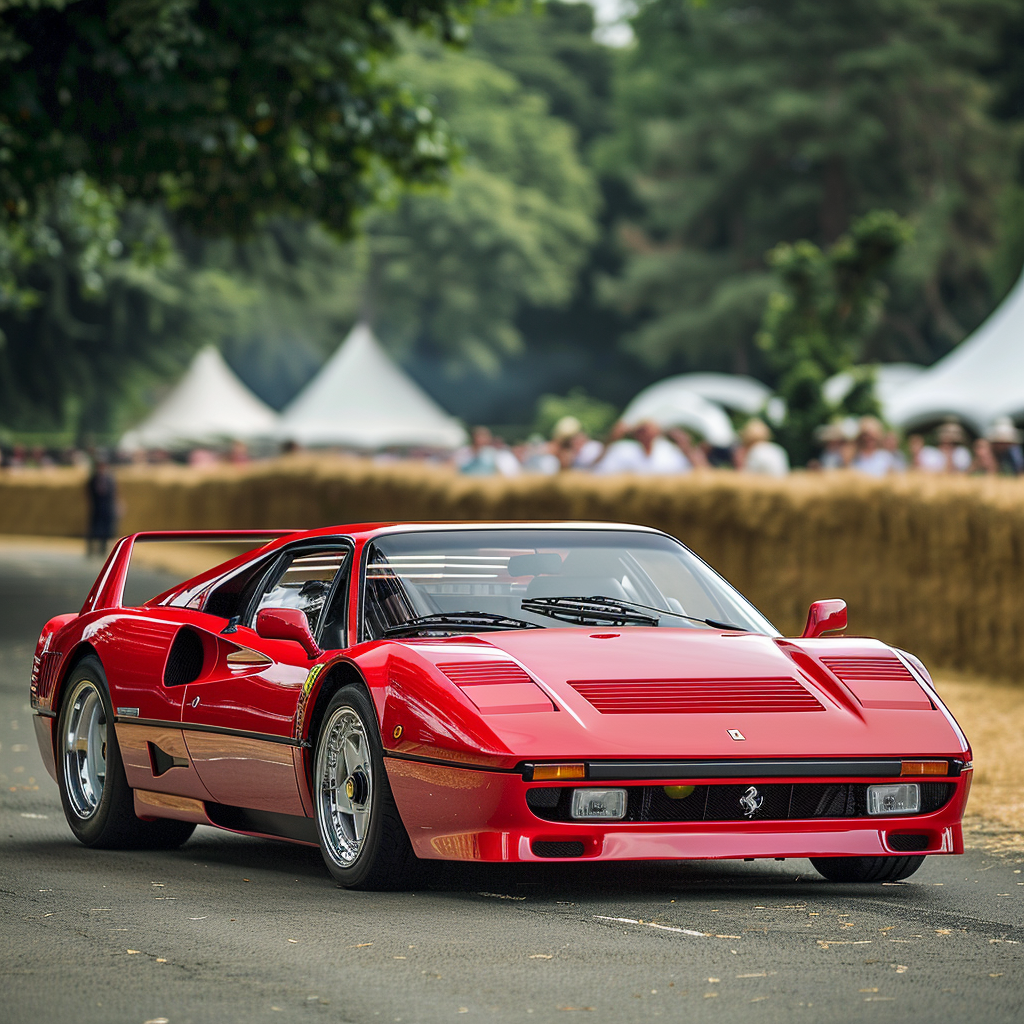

left=361, top=39, right=600, bottom=372
left=757, top=210, right=912, bottom=464
left=0, top=0, right=483, bottom=432
left=602, top=0, right=1014, bottom=374
left=0, top=0, right=481, bottom=236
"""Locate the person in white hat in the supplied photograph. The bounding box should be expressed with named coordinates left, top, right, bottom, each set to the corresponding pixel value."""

left=984, top=416, right=1024, bottom=476
left=736, top=418, right=789, bottom=477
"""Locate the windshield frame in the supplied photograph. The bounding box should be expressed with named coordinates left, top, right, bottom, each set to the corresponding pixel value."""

left=357, top=524, right=778, bottom=642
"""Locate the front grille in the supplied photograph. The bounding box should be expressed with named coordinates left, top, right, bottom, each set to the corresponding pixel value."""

left=888, top=834, right=930, bottom=852
left=526, top=782, right=955, bottom=823
left=567, top=677, right=823, bottom=714
left=531, top=840, right=585, bottom=858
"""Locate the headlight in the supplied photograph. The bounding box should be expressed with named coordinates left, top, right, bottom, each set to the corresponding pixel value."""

left=867, top=783, right=920, bottom=816
left=570, top=788, right=627, bottom=820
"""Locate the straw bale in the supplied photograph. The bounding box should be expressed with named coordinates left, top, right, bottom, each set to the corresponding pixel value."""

left=2, top=460, right=1023, bottom=680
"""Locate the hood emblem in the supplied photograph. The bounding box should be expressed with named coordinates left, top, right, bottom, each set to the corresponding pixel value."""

left=740, top=786, right=764, bottom=818
left=727, top=729, right=745, bottom=741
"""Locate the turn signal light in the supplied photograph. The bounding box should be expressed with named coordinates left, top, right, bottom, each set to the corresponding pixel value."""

left=532, top=763, right=586, bottom=781
left=901, top=760, right=948, bottom=776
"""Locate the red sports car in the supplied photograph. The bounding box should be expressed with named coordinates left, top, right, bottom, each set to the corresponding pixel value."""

left=30, top=522, right=971, bottom=889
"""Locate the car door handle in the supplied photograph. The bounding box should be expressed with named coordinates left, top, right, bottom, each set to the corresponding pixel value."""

left=191, top=696, right=200, bottom=708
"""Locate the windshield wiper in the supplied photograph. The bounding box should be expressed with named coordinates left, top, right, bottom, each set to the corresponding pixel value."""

left=520, top=595, right=660, bottom=627
left=521, top=595, right=750, bottom=632
left=381, top=611, right=543, bottom=638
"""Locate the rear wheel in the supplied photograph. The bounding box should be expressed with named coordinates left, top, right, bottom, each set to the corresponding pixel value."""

left=313, top=685, right=417, bottom=890
left=57, top=656, right=195, bottom=850
left=810, top=855, right=925, bottom=883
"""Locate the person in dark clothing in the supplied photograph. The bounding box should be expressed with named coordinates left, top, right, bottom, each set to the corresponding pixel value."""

left=85, top=457, right=118, bottom=557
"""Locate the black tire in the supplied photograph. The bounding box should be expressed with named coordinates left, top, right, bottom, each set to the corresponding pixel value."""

left=312, top=684, right=418, bottom=890
left=56, top=656, right=195, bottom=850
left=810, top=855, right=925, bottom=883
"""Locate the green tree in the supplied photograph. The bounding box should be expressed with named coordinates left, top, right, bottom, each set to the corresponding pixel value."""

left=757, top=210, right=912, bottom=465
left=0, top=0, right=483, bottom=432
left=602, top=0, right=1013, bottom=375
left=361, top=40, right=600, bottom=372
left=0, top=0, right=481, bottom=236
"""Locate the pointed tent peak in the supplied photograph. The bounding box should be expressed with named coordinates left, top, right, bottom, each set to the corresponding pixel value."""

left=120, top=345, right=280, bottom=451
left=280, top=323, right=468, bottom=450
left=887, top=266, right=1024, bottom=432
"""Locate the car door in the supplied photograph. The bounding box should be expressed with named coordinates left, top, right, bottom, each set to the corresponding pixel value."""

left=181, top=542, right=351, bottom=815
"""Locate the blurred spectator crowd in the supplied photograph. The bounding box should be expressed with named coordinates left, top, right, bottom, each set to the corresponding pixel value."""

left=2, top=415, right=1023, bottom=479
left=451, top=414, right=1024, bottom=479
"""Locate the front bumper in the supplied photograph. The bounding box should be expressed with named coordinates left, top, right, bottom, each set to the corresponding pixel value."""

left=385, top=757, right=971, bottom=862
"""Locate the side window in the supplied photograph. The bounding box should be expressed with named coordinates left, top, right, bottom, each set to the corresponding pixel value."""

left=201, top=555, right=278, bottom=620
left=253, top=548, right=349, bottom=636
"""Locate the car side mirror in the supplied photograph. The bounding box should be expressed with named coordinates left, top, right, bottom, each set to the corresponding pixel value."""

left=801, top=599, right=847, bottom=638
left=255, top=607, right=322, bottom=659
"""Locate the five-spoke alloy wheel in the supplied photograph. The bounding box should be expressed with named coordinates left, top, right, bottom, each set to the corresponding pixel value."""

left=313, top=685, right=416, bottom=889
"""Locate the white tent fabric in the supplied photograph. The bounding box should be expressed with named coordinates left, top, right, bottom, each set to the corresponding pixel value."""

left=278, top=323, right=467, bottom=450
left=631, top=372, right=773, bottom=415
left=824, top=363, right=926, bottom=420
left=622, top=382, right=738, bottom=447
left=120, top=346, right=280, bottom=451
left=886, top=269, right=1024, bottom=431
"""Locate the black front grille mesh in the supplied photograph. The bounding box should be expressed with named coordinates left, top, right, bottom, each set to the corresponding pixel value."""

left=532, top=840, right=585, bottom=858
left=526, top=782, right=955, bottom=823
left=888, top=834, right=930, bottom=852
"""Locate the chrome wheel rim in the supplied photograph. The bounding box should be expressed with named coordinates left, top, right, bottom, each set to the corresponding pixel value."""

left=315, top=706, right=373, bottom=868
left=62, top=679, right=107, bottom=819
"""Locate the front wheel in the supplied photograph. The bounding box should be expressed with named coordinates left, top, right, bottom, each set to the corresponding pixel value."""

left=313, top=685, right=417, bottom=890
left=810, top=855, right=925, bottom=883
left=57, top=656, right=195, bottom=850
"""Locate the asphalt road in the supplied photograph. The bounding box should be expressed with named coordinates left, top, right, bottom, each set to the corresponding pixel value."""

left=1, top=544, right=1022, bottom=1024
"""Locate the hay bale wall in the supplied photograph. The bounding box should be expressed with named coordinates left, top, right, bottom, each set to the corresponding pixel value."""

left=2, top=459, right=1021, bottom=680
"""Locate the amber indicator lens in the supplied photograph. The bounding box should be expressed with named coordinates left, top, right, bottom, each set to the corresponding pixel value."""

left=532, top=763, right=586, bottom=781
left=901, top=760, right=948, bottom=776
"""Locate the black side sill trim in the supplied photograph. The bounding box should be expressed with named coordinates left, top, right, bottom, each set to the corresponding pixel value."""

left=205, top=804, right=318, bottom=844
left=578, top=759, right=911, bottom=782
left=34, top=709, right=57, bottom=719
left=114, top=716, right=308, bottom=748
left=383, top=749, right=519, bottom=774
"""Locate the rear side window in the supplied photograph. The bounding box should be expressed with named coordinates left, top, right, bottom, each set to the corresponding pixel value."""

left=202, top=555, right=277, bottom=620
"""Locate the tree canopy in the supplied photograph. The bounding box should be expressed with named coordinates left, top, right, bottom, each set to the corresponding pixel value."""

left=601, top=0, right=1015, bottom=375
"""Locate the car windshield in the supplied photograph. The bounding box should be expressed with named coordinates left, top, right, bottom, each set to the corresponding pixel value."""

left=361, top=528, right=777, bottom=640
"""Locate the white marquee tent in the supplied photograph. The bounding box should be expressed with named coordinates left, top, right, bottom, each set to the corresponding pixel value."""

left=278, top=323, right=467, bottom=450
left=120, top=346, right=280, bottom=451
left=621, top=373, right=774, bottom=447
left=823, top=363, right=926, bottom=421
left=886, top=268, right=1024, bottom=432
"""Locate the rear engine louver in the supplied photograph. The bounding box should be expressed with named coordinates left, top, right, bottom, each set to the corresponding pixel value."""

left=566, top=677, right=823, bottom=714
left=821, top=656, right=933, bottom=710
left=436, top=661, right=554, bottom=714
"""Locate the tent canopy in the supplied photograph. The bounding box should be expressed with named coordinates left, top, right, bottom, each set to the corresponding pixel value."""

left=622, top=372, right=774, bottom=447
left=622, top=381, right=739, bottom=448
left=824, top=363, right=925, bottom=419
left=886, top=269, right=1024, bottom=431
left=120, top=346, right=279, bottom=451
left=279, top=323, right=467, bottom=450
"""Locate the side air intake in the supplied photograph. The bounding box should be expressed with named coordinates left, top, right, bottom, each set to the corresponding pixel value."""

left=164, top=628, right=205, bottom=687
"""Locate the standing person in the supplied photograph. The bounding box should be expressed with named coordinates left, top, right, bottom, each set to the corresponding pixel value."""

left=736, top=419, right=789, bottom=477
left=85, top=455, right=118, bottom=557
left=985, top=417, right=1024, bottom=476
left=852, top=416, right=899, bottom=477
left=935, top=421, right=972, bottom=473
left=595, top=421, right=690, bottom=475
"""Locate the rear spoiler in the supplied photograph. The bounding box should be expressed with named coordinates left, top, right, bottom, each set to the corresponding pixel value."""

left=80, top=530, right=298, bottom=614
